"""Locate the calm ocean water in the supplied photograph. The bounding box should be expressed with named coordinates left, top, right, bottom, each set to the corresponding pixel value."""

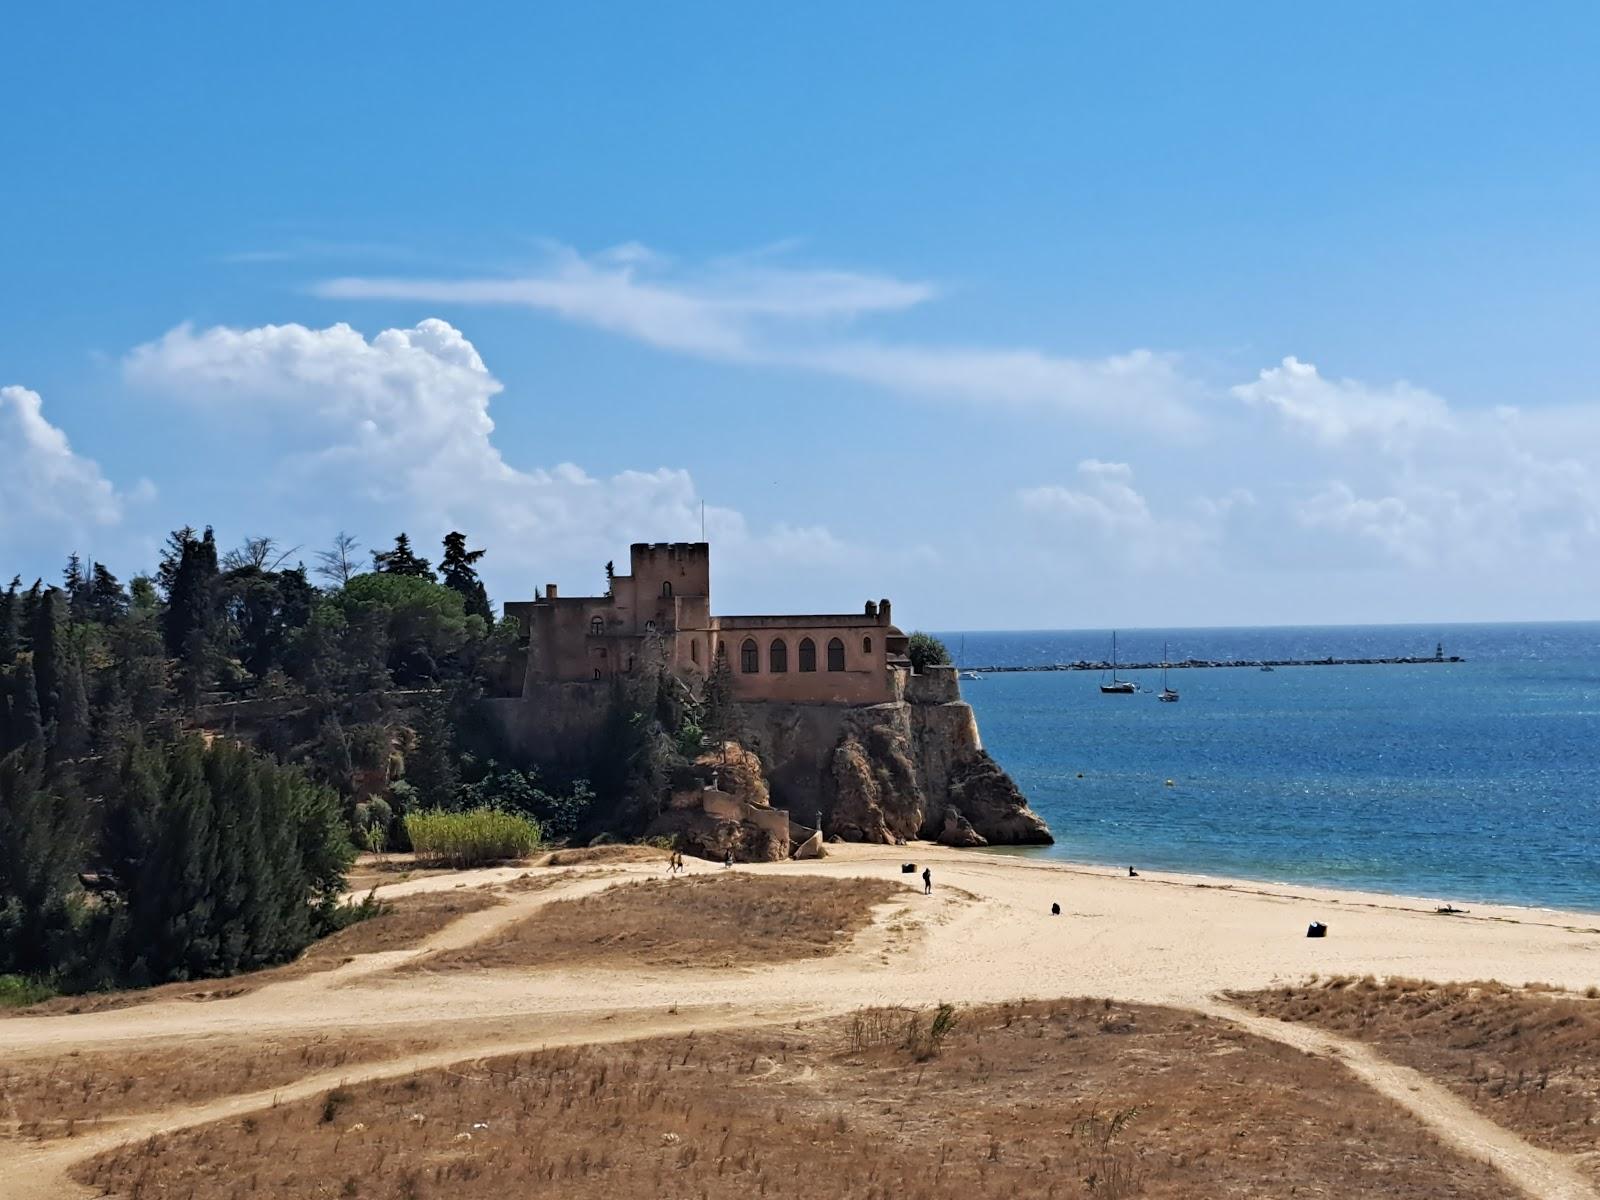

left=945, top=624, right=1600, bottom=912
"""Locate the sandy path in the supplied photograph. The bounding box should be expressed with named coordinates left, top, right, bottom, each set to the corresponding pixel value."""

left=5, top=845, right=1599, bottom=1198
left=1209, top=1001, right=1598, bottom=1199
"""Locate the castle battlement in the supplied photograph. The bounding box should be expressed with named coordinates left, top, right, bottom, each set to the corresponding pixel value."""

left=513, top=544, right=909, bottom=705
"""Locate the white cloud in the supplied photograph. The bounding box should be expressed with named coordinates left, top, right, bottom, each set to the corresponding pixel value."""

left=1018, top=460, right=1239, bottom=570
left=316, top=244, right=1198, bottom=432
left=1233, top=355, right=1451, bottom=450
left=122, top=318, right=861, bottom=589
left=0, top=385, right=140, bottom=543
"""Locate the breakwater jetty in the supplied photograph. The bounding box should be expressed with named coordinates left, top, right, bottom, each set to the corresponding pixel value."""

left=962, top=652, right=1463, bottom=675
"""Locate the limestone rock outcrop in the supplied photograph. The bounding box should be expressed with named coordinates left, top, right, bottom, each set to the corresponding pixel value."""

left=936, top=806, right=988, bottom=848
left=946, top=751, right=1053, bottom=845
left=828, top=724, right=924, bottom=844
left=648, top=809, right=789, bottom=862
left=648, top=739, right=791, bottom=862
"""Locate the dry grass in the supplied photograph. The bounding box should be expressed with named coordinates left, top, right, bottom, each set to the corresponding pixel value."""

left=415, top=873, right=903, bottom=972
left=345, top=853, right=463, bottom=893
left=1, top=1031, right=441, bottom=1142
left=75, top=1000, right=1513, bottom=1199
left=540, top=844, right=672, bottom=867
left=8, top=890, right=502, bottom=1018
left=1235, top=975, right=1600, bottom=1175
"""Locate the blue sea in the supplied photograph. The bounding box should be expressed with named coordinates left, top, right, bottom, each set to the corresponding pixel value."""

left=944, top=624, right=1600, bottom=913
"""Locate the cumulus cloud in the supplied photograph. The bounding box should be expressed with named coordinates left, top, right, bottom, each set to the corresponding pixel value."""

left=1233, top=356, right=1451, bottom=450
left=1242, top=358, right=1600, bottom=572
left=316, top=244, right=1199, bottom=432
left=0, top=385, right=140, bottom=542
left=1018, top=460, right=1246, bottom=570
left=122, top=318, right=857, bottom=584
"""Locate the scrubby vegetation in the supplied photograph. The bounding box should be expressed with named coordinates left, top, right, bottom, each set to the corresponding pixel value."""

left=74, top=1001, right=1515, bottom=1199
left=405, top=808, right=543, bottom=867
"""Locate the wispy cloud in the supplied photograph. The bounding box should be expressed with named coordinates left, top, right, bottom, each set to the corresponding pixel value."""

left=315, top=243, right=1200, bottom=432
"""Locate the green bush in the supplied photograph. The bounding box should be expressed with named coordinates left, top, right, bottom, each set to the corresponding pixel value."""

left=404, top=808, right=542, bottom=867
left=907, top=632, right=952, bottom=673
left=0, top=974, right=57, bottom=1008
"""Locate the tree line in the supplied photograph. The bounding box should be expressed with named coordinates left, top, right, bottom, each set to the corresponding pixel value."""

left=0, top=527, right=551, bottom=998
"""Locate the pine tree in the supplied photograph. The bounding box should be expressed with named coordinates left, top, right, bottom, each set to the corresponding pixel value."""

left=87, top=563, right=129, bottom=624
left=439, top=531, right=493, bottom=624
left=372, top=533, right=435, bottom=580
left=62, top=554, right=88, bottom=618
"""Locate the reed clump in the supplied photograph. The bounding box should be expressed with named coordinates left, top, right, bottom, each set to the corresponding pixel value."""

left=404, top=809, right=543, bottom=867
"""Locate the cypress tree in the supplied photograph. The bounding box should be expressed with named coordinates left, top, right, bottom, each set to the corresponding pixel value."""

left=0, top=747, right=88, bottom=976
left=8, top=664, right=45, bottom=751
left=405, top=697, right=458, bottom=809
left=0, top=576, right=19, bottom=665
left=160, top=526, right=219, bottom=659
left=51, top=652, right=91, bottom=761
left=29, top=589, right=65, bottom=731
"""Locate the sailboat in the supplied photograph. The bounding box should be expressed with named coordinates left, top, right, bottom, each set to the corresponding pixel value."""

left=1158, top=641, right=1179, bottom=702
left=958, top=635, right=982, bottom=680
left=1100, top=631, right=1137, bottom=694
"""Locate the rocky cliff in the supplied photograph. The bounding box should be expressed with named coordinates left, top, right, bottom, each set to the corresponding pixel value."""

left=729, top=666, right=1051, bottom=846
left=483, top=665, right=1052, bottom=849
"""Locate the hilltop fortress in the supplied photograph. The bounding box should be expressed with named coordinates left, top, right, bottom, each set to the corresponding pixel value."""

left=490, top=542, right=1051, bottom=856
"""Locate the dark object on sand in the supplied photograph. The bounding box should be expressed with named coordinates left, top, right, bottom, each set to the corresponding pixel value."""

left=1435, top=904, right=1469, bottom=915
left=1051, top=902, right=1061, bottom=916
left=1307, top=922, right=1328, bottom=938
left=901, top=863, right=917, bottom=874
left=1128, top=866, right=1139, bottom=877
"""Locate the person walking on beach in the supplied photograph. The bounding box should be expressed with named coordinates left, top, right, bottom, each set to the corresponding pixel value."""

left=922, top=866, right=932, bottom=895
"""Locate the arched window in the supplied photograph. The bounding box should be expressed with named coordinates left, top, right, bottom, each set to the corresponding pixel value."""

left=644, top=619, right=656, bottom=634
left=827, top=637, right=845, bottom=672
left=593, top=668, right=602, bottom=680
left=798, top=638, right=817, bottom=672
left=740, top=638, right=759, bottom=673
left=863, top=636, right=873, bottom=655
left=717, top=640, right=726, bottom=659
left=589, top=616, right=604, bottom=636
left=661, top=581, right=673, bottom=598
left=769, top=638, right=788, bottom=673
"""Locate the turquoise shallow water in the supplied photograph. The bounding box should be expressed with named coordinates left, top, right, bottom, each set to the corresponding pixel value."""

left=947, top=623, right=1600, bottom=912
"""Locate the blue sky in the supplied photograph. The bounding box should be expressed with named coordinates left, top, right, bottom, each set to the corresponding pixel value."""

left=4, top=3, right=1600, bottom=628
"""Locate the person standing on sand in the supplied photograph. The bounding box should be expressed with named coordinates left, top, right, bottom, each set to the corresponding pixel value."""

left=724, top=848, right=733, bottom=869
left=922, top=866, right=932, bottom=895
